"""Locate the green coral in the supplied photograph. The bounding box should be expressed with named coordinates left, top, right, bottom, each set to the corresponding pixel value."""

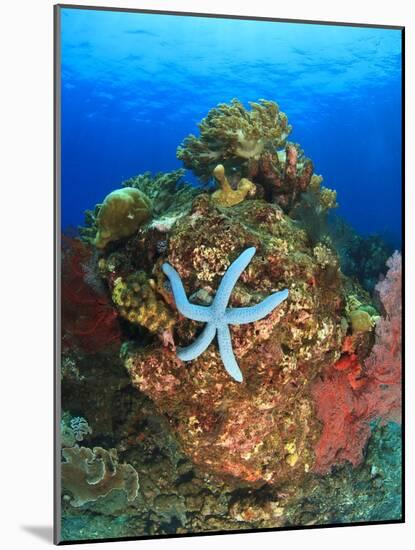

left=291, top=174, right=338, bottom=245
left=94, top=187, right=152, bottom=249
left=79, top=171, right=198, bottom=246
left=177, top=99, right=291, bottom=181
left=121, top=169, right=201, bottom=232
left=78, top=204, right=101, bottom=244
left=345, top=294, right=379, bottom=333
left=122, top=169, right=199, bottom=217
left=349, top=309, right=373, bottom=333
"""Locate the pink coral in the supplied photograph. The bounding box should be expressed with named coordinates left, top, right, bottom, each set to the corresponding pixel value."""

left=364, top=251, right=402, bottom=422
left=312, top=252, right=402, bottom=473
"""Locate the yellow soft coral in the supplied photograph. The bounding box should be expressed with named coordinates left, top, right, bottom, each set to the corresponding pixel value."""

left=94, top=187, right=152, bottom=248
left=211, top=164, right=256, bottom=207
left=112, top=272, right=174, bottom=333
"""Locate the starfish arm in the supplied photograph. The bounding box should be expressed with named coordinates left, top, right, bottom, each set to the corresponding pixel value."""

left=162, top=263, right=211, bottom=322
left=217, top=325, right=243, bottom=382
left=225, top=289, right=289, bottom=324
left=213, top=247, right=256, bottom=311
left=177, top=323, right=216, bottom=362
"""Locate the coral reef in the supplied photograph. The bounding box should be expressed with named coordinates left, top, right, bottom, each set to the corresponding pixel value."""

left=61, top=347, right=402, bottom=540
left=80, top=170, right=201, bottom=246
left=177, top=99, right=336, bottom=217
left=61, top=98, right=401, bottom=539
left=122, top=169, right=199, bottom=218
left=61, top=445, right=139, bottom=507
left=122, top=196, right=345, bottom=486
left=94, top=187, right=152, bottom=248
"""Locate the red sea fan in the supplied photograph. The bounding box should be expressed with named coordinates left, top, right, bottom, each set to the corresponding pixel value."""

left=311, top=252, right=402, bottom=473
left=61, top=238, right=121, bottom=353
left=311, top=362, right=371, bottom=474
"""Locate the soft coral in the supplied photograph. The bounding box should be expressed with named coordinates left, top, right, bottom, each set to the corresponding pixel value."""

left=311, top=252, right=402, bottom=473
left=61, top=238, right=121, bottom=354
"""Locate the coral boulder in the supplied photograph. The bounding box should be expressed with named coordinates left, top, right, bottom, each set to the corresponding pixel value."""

left=122, top=196, right=346, bottom=486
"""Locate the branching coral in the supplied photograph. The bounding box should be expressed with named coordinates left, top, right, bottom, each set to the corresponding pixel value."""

left=177, top=99, right=291, bottom=181
left=290, top=174, right=338, bottom=244
left=61, top=446, right=139, bottom=507
left=122, top=169, right=200, bottom=218
left=94, top=187, right=152, bottom=248
left=79, top=204, right=101, bottom=244
left=246, top=143, right=316, bottom=212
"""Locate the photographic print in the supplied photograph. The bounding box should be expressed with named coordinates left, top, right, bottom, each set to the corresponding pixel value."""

left=55, top=5, right=404, bottom=544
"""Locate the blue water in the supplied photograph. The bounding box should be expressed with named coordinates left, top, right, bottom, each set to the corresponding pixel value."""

left=60, top=8, right=402, bottom=247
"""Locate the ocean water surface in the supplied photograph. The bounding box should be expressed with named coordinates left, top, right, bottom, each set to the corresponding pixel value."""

left=60, top=8, right=402, bottom=245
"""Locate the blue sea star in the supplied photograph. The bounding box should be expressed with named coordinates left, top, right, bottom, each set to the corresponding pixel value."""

left=162, top=247, right=289, bottom=382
